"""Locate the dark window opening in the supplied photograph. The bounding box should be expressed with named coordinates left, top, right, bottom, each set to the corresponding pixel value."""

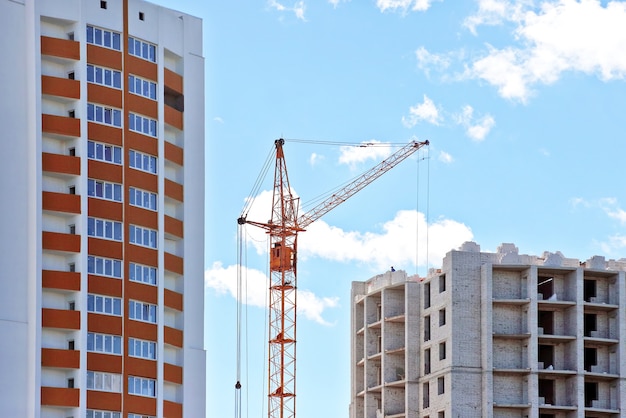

left=100, top=0, right=107, bottom=9
left=139, top=12, right=145, bottom=20
left=439, top=274, right=446, bottom=293
left=68, top=110, right=75, bottom=118
left=584, top=313, right=597, bottom=337
left=165, top=87, right=184, bottom=112
left=437, top=376, right=444, bottom=395
left=538, top=344, right=554, bottom=369
left=439, top=342, right=446, bottom=360
left=68, top=147, right=76, bottom=156
left=68, top=301, right=75, bottom=311
left=423, top=382, right=429, bottom=408
left=424, top=282, right=431, bottom=308
left=538, top=310, right=554, bottom=335
left=69, top=224, right=76, bottom=235
left=437, top=412, right=444, bottom=418
left=539, top=415, right=555, bottom=418
left=585, top=381, right=598, bottom=407
left=67, top=32, right=74, bottom=41
left=68, top=263, right=75, bottom=272
left=538, top=276, right=554, bottom=300
left=68, top=185, right=76, bottom=195
left=439, top=308, right=446, bottom=326
left=67, top=378, right=74, bottom=388
left=424, top=348, right=431, bottom=375
left=584, top=279, right=597, bottom=302
left=67, top=71, right=75, bottom=80
left=538, top=378, right=555, bottom=405
left=68, top=340, right=75, bottom=350
left=584, top=347, right=597, bottom=372
left=424, top=315, right=431, bottom=341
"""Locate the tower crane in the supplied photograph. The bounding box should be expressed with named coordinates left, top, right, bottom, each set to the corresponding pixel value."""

left=237, top=138, right=429, bottom=418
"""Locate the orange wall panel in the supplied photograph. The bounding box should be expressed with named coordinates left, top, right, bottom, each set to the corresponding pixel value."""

left=164, top=141, right=183, bottom=166
left=125, top=395, right=156, bottom=416
left=164, top=68, right=183, bottom=95
left=42, top=75, right=80, bottom=99
left=127, top=206, right=158, bottom=229
left=164, top=179, right=183, bottom=202
left=87, top=352, right=122, bottom=373
left=41, top=387, right=79, bottom=407
left=164, top=289, right=183, bottom=312
left=87, top=391, right=121, bottom=411
left=87, top=313, right=122, bottom=335
left=164, top=215, right=183, bottom=239
left=43, top=191, right=81, bottom=214
left=126, top=245, right=158, bottom=268
left=40, top=36, right=80, bottom=60
left=127, top=168, right=158, bottom=193
left=42, top=270, right=81, bottom=291
left=164, top=106, right=183, bottom=130
left=42, top=231, right=80, bottom=253
left=41, top=348, right=80, bottom=369
left=88, top=122, right=123, bottom=146
left=164, top=252, right=183, bottom=275
left=42, top=114, right=81, bottom=137
left=127, top=55, right=157, bottom=81
left=87, top=44, right=122, bottom=70
left=88, top=275, right=123, bottom=297
left=126, top=356, right=157, bottom=379
left=164, top=363, right=183, bottom=385
left=127, top=281, right=158, bottom=305
left=88, top=159, right=123, bottom=183
left=88, top=198, right=123, bottom=222
left=163, top=400, right=183, bottom=418
left=127, top=93, right=158, bottom=119
left=88, top=238, right=123, bottom=260
left=127, top=320, right=157, bottom=342
left=127, top=130, right=158, bottom=156
left=41, top=308, right=80, bottom=330
left=88, top=83, right=123, bottom=109
left=164, top=326, right=183, bottom=348
left=42, top=152, right=80, bottom=175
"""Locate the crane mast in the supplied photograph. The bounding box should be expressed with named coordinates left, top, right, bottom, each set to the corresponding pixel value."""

left=239, top=138, right=429, bottom=418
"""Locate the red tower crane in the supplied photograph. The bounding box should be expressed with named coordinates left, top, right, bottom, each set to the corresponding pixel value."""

left=237, top=138, right=429, bottom=418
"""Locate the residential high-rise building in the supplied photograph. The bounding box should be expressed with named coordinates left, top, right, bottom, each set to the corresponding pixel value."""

left=0, top=0, right=205, bottom=417
left=351, top=242, right=626, bottom=418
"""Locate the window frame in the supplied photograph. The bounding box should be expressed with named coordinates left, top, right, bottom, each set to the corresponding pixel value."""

left=87, top=217, right=123, bottom=242
left=87, top=255, right=122, bottom=279
left=87, top=64, right=122, bottom=89
left=88, top=178, right=123, bottom=203
left=87, top=293, right=122, bottom=316
left=128, top=375, right=157, bottom=397
left=87, top=332, right=122, bottom=355
left=128, top=36, right=157, bottom=62
left=86, top=370, right=123, bottom=393
left=129, top=262, right=157, bottom=286
left=88, top=140, right=123, bottom=165
left=128, top=337, right=157, bottom=360
left=129, top=299, right=157, bottom=324
left=129, top=149, right=157, bottom=174
left=86, top=25, right=121, bottom=51
left=128, top=74, right=157, bottom=100
left=88, top=103, right=122, bottom=128
left=129, top=224, right=158, bottom=249
left=128, top=112, right=157, bottom=137
left=129, top=186, right=157, bottom=211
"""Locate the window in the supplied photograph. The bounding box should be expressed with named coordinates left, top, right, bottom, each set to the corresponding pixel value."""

left=88, top=179, right=122, bottom=202
left=88, top=255, right=122, bottom=278
left=86, top=25, right=121, bottom=51
left=129, top=414, right=155, bottom=418
left=87, top=410, right=121, bottom=418
left=129, top=187, right=157, bottom=211
left=424, top=282, right=431, bottom=308
left=438, top=412, right=445, bottom=418
left=67, top=378, right=74, bottom=388
left=424, top=315, right=430, bottom=341
left=68, top=340, right=75, bottom=350
left=68, top=110, right=75, bottom=118
left=423, top=382, right=430, bottom=408
left=128, top=36, right=156, bottom=62
left=439, top=308, right=446, bottom=326
left=87, top=64, right=122, bottom=89
left=100, top=1, right=107, bottom=9
left=439, top=274, right=446, bottom=293
left=129, top=74, right=156, bottom=100
left=128, top=376, right=156, bottom=397
left=129, top=262, right=157, bottom=285
left=439, top=341, right=446, bottom=360
left=129, top=149, right=157, bottom=174
left=129, top=224, right=157, bottom=249
left=129, top=337, right=156, bottom=360
left=437, top=376, right=445, bottom=395
left=87, top=332, right=122, bottom=355
left=424, top=348, right=431, bottom=375
left=87, top=217, right=123, bottom=241
left=88, top=140, right=122, bottom=165
left=129, top=300, right=157, bottom=323
left=88, top=294, right=122, bottom=316
left=88, top=103, right=122, bottom=127
left=128, top=112, right=157, bottom=137
left=86, top=371, right=122, bottom=392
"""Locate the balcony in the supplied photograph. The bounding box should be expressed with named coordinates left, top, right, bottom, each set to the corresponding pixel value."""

left=41, top=308, right=80, bottom=330
left=42, top=231, right=80, bottom=253
left=41, top=387, right=79, bottom=407
left=41, top=348, right=79, bottom=369
left=164, top=326, right=183, bottom=348
left=164, top=363, right=183, bottom=385
left=165, top=289, right=183, bottom=312
left=42, top=153, right=80, bottom=176
left=165, top=215, right=183, bottom=240
left=42, top=115, right=81, bottom=138
left=42, top=75, right=80, bottom=100
left=42, top=191, right=80, bottom=214
left=40, top=36, right=79, bottom=61
left=165, top=252, right=183, bottom=275
left=42, top=270, right=80, bottom=292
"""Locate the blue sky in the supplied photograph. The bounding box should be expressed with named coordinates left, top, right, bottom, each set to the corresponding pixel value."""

left=158, top=0, right=626, bottom=416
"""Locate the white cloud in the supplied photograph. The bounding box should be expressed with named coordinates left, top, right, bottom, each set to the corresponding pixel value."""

left=465, top=0, right=626, bottom=102
left=438, top=151, right=454, bottom=163
left=464, top=0, right=527, bottom=34
left=377, top=0, right=439, bottom=13
left=309, top=152, right=324, bottom=166
left=268, top=0, right=307, bottom=21
left=213, top=116, right=224, bottom=124
left=453, top=105, right=495, bottom=141
left=600, top=198, right=626, bottom=225
left=205, top=261, right=339, bottom=325
left=415, top=47, right=452, bottom=77
left=338, top=140, right=392, bottom=166
left=402, top=95, right=442, bottom=127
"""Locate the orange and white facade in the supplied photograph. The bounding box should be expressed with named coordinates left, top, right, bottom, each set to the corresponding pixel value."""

left=0, top=0, right=206, bottom=417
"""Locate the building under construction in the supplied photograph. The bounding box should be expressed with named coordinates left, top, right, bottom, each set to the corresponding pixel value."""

left=350, top=242, right=626, bottom=418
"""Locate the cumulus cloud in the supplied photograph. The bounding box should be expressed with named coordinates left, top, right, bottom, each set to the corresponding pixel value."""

left=453, top=105, right=495, bottom=141
left=268, top=0, right=307, bottom=21
left=438, top=151, right=454, bottom=163
left=205, top=262, right=338, bottom=325
left=464, top=0, right=626, bottom=102
left=599, top=198, right=626, bottom=225
left=338, top=140, right=393, bottom=167
left=599, top=234, right=626, bottom=255
left=377, top=0, right=439, bottom=13
left=309, top=152, right=324, bottom=166
left=415, top=47, right=454, bottom=77
left=402, top=95, right=442, bottom=127
left=464, top=0, right=528, bottom=34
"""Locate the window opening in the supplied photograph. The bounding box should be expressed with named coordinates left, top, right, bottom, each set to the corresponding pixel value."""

left=538, top=344, right=554, bottom=369
left=538, top=310, right=554, bottom=335
left=584, top=279, right=597, bottom=302
left=584, top=347, right=597, bottom=372
left=100, top=1, right=107, bottom=9
left=584, top=313, right=597, bottom=337
left=68, top=110, right=75, bottom=118
left=538, top=379, right=555, bottom=405
left=139, top=12, right=145, bottom=20
left=538, top=276, right=554, bottom=300
left=67, top=71, right=75, bottom=80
